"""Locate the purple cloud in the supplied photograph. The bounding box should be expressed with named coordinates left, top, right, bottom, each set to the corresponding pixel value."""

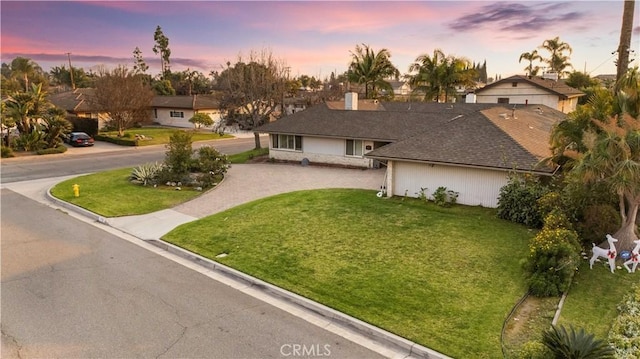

left=448, top=2, right=587, bottom=34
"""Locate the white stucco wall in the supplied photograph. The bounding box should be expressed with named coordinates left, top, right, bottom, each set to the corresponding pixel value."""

left=152, top=108, right=222, bottom=128
left=269, top=136, right=374, bottom=168
left=389, top=161, right=511, bottom=208
left=475, top=82, right=576, bottom=113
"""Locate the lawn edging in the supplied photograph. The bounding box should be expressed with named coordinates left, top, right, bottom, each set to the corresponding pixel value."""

left=146, top=238, right=453, bottom=359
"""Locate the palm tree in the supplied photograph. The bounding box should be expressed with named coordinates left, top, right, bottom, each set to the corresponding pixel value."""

left=440, top=55, right=476, bottom=102
left=347, top=44, right=399, bottom=99
left=539, top=37, right=573, bottom=78
left=41, top=107, right=72, bottom=148
left=616, top=0, right=635, bottom=82
left=408, top=49, right=476, bottom=102
left=519, top=50, right=543, bottom=77
left=542, top=325, right=614, bottom=359
left=614, top=66, right=640, bottom=118
left=10, top=57, right=44, bottom=91
left=5, top=83, right=52, bottom=137
left=408, top=49, right=446, bottom=101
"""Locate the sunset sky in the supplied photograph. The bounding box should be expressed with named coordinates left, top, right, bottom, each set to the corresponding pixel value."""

left=1, top=1, right=638, bottom=80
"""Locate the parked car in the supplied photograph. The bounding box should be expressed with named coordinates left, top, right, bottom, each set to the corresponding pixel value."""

left=67, top=132, right=95, bottom=147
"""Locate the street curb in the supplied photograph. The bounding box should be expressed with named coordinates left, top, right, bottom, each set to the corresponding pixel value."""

left=144, top=238, right=451, bottom=359
left=45, top=186, right=451, bottom=359
left=46, top=188, right=108, bottom=224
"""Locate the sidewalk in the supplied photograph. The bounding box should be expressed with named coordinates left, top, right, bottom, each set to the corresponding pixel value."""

left=2, top=164, right=450, bottom=359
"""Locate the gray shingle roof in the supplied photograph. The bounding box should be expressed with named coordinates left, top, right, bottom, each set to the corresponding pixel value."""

left=257, top=102, right=563, bottom=173
left=151, top=95, right=219, bottom=110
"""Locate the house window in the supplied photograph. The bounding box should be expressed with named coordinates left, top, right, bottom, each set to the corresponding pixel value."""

left=346, top=139, right=363, bottom=156
left=272, top=134, right=302, bottom=151
left=498, top=98, right=510, bottom=104
left=170, top=111, right=184, bottom=118
left=511, top=82, right=518, bottom=87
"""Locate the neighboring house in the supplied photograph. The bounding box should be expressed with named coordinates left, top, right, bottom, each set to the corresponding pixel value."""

left=283, top=97, right=310, bottom=115
left=151, top=95, right=221, bottom=128
left=48, top=88, right=110, bottom=128
left=257, top=93, right=565, bottom=207
left=471, top=75, right=584, bottom=114
left=386, top=80, right=411, bottom=96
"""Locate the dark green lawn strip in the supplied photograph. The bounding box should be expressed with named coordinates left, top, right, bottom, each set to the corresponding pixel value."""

left=99, top=127, right=233, bottom=146
left=163, top=189, right=532, bottom=358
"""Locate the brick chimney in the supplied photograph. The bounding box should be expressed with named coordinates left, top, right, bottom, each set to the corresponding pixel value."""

left=345, top=92, right=358, bottom=110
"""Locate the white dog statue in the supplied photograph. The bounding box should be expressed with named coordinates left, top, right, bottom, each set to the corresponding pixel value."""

left=589, top=234, right=618, bottom=273
left=623, top=240, right=640, bottom=273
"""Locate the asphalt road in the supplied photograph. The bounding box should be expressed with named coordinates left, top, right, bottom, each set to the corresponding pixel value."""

left=1, top=189, right=384, bottom=359
left=0, top=136, right=260, bottom=183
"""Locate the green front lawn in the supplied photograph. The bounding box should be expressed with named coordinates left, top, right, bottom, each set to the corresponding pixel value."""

left=99, top=127, right=233, bottom=146
left=163, top=189, right=534, bottom=358
left=50, top=168, right=202, bottom=217
left=558, top=261, right=638, bottom=338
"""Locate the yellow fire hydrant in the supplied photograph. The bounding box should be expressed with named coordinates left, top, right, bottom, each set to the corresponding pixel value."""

left=73, top=184, right=80, bottom=197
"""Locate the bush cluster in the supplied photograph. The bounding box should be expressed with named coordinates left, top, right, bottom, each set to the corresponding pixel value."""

left=1, top=146, right=14, bottom=158
left=608, top=284, right=640, bottom=358
left=94, top=134, right=137, bottom=146
left=36, top=145, right=67, bottom=155
left=130, top=131, right=229, bottom=189
left=497, top=175, right=549, bottom=228
left=525, top=211, right=580, bottom=297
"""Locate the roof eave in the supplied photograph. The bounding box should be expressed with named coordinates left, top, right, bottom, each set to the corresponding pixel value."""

left=364, top=154, right=556, bottom=175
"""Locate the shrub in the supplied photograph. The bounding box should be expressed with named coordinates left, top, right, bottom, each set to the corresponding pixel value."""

left=608, top=284, right=640, bottom=358
left=94, top=134, right=137, bottom=146
left=15, top=130, right=46, bottom=152
left=525, top=218, right=580, bottom=297
left=130, top=162, right=165, bottom=186
left=163, top=131, right=193, bottom=181
left=432, top=186, right=458, bottom=207
left=36, top=145, right=67, bottom=155
left=188, top=113, right=214, bottom=128
left=542, top=325, right=614, bottom=359
left=192, top=145, right=230, bottom=188
left=497, top=174, right=549, bottom=228
left=1, top=146, right=14, bottom=158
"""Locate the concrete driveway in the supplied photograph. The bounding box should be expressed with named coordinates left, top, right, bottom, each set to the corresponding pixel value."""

left=106, top=163, right=386, bottom=240
left=175, top=163, right=386, bottom=217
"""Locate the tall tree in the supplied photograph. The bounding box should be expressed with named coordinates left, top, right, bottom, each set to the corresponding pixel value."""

left=49, top=65, right=92, bottom=88
left=551, top=68, right=640, bottom=252
left=347, top=44, right=399, bottom=99
left=616, top=0, right=635, bottom=82
left=519, top=50, right=543, bottom=77
left=408, top=49, right=446, bottom=101
left=10, top=57, right=46, bottom=91
left=5, top=83, right=50, bottom=135
left=539, top=37, right=573, bottom=78
left=408, top=49, right=476, bottom=102
left=215, top=49, right=287, bottom=149
left=133, top=46, right=149, bottom=75
left=91, top=66, right=155, bottom=136
left=152, top=26, right=171, bottom=79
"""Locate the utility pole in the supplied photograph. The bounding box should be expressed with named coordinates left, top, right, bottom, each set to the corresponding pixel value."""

left=66, top=52, right=76, bottom=90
